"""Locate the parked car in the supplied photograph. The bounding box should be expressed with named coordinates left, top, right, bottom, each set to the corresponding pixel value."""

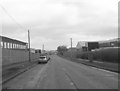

left=38, top=56, right=50, bottom=64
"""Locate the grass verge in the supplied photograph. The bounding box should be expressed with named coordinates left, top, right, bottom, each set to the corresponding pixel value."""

left=58, top=55, right=119, bottom=73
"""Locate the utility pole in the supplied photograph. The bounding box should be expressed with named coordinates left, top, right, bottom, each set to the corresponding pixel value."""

left=42, top=44, right=44, bottom=54
left=28, top=30, right=31, bottom=62
left=70, top=38, right=73, bottom=59
left=70, top=38, right=72, bottom=49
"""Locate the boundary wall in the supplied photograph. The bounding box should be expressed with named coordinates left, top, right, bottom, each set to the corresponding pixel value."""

left=0, top=36, right=39, bottom=66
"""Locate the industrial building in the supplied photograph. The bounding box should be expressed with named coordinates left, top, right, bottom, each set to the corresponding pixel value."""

left=0, top=36, right=28, bottom=50
left=0, top=36, right=39, bottom=66
left=99, top=38, right=120, bottom=48
left=76, top=38, right=119, bottom=52
left=76, top=41, right=87, bottom=52
left=76, top=41, right=99, bottom=52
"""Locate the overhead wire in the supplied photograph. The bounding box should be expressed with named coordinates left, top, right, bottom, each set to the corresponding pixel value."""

left=0, top=4, right=27, bottom=31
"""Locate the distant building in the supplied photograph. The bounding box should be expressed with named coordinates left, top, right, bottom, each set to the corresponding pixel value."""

left=76, top=41, right=86, bottom=49
left=76, top=41, right=88, bottom=52
left=86, top=42, right=99, bottom=51
left=76, top=38, right=119, bottom=52
left=35, top=49, right=41, bottom=54
left=76, top=41, right=99, bottom=51
left=99, top=38, right=120, bottom=48
left=82, top=46, right=88, bottom=51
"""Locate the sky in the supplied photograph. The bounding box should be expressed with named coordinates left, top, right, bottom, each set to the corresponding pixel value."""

left=0, top=0, right=119, bottom=50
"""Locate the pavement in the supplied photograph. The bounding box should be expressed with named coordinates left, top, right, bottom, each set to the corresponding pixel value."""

left=2, top=55, right=118, bottom=89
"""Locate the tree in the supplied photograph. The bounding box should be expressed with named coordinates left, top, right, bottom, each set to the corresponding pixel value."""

left=57, top=45, right=68, bottom=55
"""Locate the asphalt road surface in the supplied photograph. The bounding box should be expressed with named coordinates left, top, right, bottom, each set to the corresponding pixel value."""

left=3, top=55, right=118, bottom=89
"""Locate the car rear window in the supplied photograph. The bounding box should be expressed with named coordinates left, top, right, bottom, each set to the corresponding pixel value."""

left=40, top=56, right=46, bottom=59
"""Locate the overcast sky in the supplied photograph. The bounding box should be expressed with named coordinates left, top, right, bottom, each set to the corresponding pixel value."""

left=1, top=0, right=119, bottom=50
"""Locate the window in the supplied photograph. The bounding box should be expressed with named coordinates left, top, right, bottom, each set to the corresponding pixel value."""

left=4, top=42, right=6, bottom=48
left=10, top=43, right=12, bottom=49
left=7, top=43, right=9, bottom=49
left=0, top=42, right=3, bottom=48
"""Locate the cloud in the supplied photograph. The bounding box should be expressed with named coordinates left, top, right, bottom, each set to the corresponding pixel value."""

left=1, top=0, right=118, bottom=50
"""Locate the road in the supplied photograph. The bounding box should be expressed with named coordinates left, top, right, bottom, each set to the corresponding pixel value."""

left=3, top=55, right=118, bottom=89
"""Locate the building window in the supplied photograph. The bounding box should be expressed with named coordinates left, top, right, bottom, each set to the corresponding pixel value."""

left=14, top=44, right=16, bottom=49
left=0, top=42, right=3, bottom=48
left=4, top=42, right=6, bottom=48
left=7, top=42, right=10, bottom=49
left=13, top=44, right=15, bottom=49
left=10, top=43, right=12, bottom=49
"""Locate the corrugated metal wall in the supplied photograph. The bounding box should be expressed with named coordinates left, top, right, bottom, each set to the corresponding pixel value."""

left=0, top=36, right=39, bottom=66
left=2, top=49, right=39, bottom=66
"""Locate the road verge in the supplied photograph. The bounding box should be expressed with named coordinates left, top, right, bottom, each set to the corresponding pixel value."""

left=2, top=60, right=38, bottom=85
left=58, top=55, right=119, bottom=73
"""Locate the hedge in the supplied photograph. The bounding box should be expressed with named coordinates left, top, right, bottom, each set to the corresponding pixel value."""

left=76, top=47, right=119, bottom=63
left=63, top=47, right=119, bottom=63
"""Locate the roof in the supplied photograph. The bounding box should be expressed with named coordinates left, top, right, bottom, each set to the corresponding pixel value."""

left=76, top=41, right=86, bottom=48
left=0, top=35, right=27, bottom=45
left=77, top=38, right=119, bottom=48
left=99, top=38, right=120, bottom=43
left=77, top=41, right=99, bottom=48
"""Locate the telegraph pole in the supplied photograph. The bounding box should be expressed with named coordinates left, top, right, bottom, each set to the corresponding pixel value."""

left=70, top=38, right=72, bottom=49
left=28, top=30, right=31, bottom=62
left=70, top=38, right=73, bottom=59
left=42, top=44, right=44, bottom=54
